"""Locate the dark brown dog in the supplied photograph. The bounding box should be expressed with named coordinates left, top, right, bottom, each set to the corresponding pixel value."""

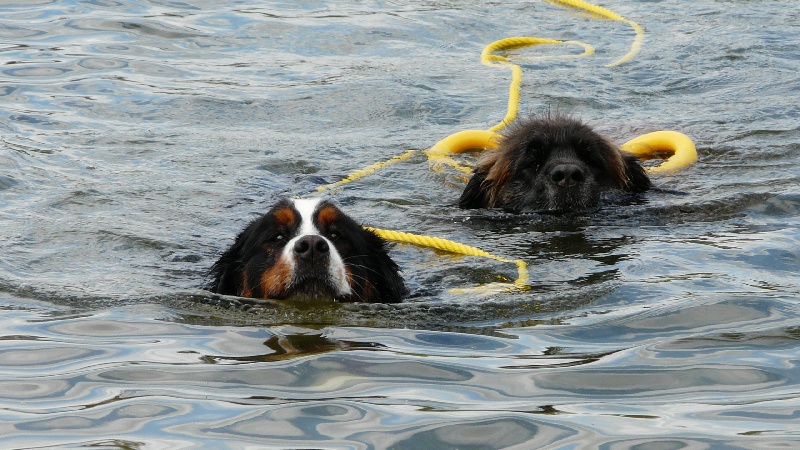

left=459, top=116, right=651, bottom=213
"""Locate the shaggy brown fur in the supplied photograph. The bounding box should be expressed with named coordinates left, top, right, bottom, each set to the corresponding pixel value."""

left=459, top=116, right=651, bottom=213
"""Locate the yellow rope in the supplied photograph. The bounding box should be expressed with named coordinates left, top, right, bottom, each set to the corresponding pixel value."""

left=548, top=0, right=644, bottom=67
left=313, top=1, right=652, bottom=296
left=317, top=149, right=417, bottom=193
left=365, top=226, right=529, bottom=294
left=481, top=38, right=594, bottom=133
left=621, top=130, right=698, bottom=173
left=424, top=129, right=501, bottom=173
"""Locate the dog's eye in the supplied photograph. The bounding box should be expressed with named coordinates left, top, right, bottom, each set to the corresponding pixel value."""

left=272, top=233, right=285, bottom=242
left=519, top=166, right=539, bottom=180
left=328, top=231, right=339, bottom=241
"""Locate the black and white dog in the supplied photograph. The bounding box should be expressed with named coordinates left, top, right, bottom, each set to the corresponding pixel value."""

left=208, top=198, right=406, bottom=303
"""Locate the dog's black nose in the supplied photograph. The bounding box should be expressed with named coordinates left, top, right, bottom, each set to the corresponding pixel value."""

left=294, top=235, right=330, bottom=260
left=550, top=164, right=586, bottom=187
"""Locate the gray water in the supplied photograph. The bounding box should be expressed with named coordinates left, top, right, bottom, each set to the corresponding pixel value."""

left=1, top=0, right=799, bottom=448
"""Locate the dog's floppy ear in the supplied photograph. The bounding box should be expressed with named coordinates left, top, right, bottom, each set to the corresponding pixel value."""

left=365, top=231, right=408, bottom=303
left=458, top=168, right=492, bottom=209
left=622, top=153, right=652, bottom=193
left=206, top=230, right=248, bottom=295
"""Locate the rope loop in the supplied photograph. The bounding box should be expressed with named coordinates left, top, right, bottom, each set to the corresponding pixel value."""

left=317, top=0, right=648, bottom=193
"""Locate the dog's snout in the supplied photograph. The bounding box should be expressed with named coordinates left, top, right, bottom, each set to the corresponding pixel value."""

left=550, top=163, right=586, bottom=187
left=294, top=235, right=330, bottom=260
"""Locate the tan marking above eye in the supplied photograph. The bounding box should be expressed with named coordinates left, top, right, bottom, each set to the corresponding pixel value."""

left=316, top=205, right=339, bottom=228
left=273, top=207, right=297, bottom=228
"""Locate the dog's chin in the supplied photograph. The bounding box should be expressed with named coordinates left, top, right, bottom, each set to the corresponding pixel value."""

left=540, top=195, right=600, bottom=214
left=513, top=186, right=600, bottom=214
left=275, top=276, right=344, bottom=302
left=523, top=204, right=599, bottom=216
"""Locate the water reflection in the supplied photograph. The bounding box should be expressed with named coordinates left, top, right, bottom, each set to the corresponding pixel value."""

left=1, top=298, right=798, bottom=446
left=208, top=332, right=385, bottom=363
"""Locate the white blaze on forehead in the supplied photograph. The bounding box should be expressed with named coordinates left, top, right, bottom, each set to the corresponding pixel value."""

left=291, top=198, right=322, bottom=236
left=284, top=198, right=351, bottom=297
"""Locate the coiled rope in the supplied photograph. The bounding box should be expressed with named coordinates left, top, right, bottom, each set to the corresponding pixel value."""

left=317, top=0, right=645, bottom=191
left=480, top=37, right=595, bottom=134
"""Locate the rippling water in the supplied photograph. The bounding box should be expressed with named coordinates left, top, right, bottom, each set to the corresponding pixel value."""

left=1, top=0, right=799, bottom=447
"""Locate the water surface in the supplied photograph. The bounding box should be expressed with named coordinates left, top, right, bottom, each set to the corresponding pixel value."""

left=1, top=0, right=799, bottom=447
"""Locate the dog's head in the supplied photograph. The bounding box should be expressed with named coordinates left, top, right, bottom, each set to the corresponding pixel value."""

left=208, top=198, right=406, bottom=303
left=459, top=117, right=651, bottom=213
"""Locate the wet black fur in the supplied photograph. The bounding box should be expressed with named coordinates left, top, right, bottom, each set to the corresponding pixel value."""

left=459, top=116, right=651, bottom=213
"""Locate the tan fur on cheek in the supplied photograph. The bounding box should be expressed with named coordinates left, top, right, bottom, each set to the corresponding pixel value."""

left=241, top=269, right=252, bottom=298
left=361, top=279, right=375, bottom=302
left=479, top=149, right=513, bottom=207
left=345, top=266, right=353, bottom=289
left=258, top=256, right=293, bottom=299
left=604, top=141, right=630, bottom=188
